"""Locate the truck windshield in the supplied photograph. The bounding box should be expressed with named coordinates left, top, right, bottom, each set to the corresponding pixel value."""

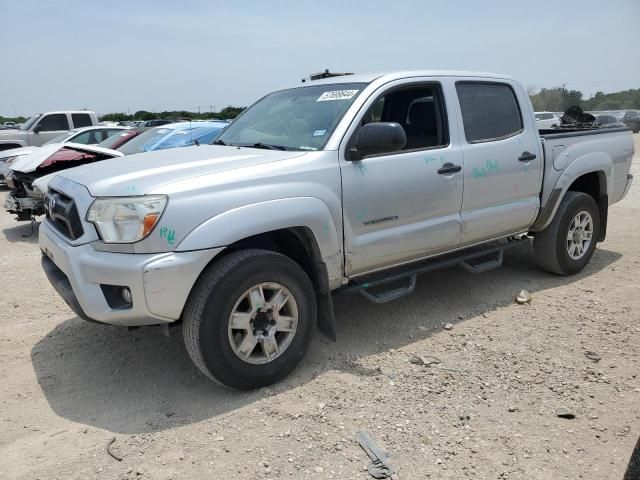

left=215, top=83, right=367, bottom=151
left=21, top=114, right=41, bottom=131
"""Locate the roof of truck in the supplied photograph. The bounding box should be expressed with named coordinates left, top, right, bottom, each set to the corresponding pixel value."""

left=300, top=70, right=514, bottom=86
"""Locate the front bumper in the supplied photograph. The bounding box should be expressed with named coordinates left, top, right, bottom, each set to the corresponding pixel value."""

left=39, top=220, right=223, bottom=326
left=4, top=193, right=41, bottom=214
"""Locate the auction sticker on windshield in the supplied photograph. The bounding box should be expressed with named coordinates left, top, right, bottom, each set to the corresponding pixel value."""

left=317, top=90, right=359, bottom=102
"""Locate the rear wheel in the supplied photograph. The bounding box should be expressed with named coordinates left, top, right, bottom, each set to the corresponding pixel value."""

left=182, top=249, right=316, bottom=390
left=534, top=191, right=600, bottom=275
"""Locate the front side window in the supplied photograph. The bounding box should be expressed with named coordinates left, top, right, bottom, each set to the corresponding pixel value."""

left=72, top=113, right=93, bottom=128
left=353, top=84, right=448, bottom=153
left=37, top=113, right=69, bottom=132
left=456, top=82, right=523, bottom=143
left=216, top=83, right=367, bottom=151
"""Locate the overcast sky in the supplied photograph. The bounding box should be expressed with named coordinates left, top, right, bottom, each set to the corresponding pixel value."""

left=1, top=0, right=639, bottom=117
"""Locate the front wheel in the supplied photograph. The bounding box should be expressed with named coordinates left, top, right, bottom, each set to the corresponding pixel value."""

left=534, top=191, right=600, bottom=275
left=182, top=249, right=316, bottom=390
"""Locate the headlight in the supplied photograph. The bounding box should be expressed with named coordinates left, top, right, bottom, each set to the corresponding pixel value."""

left=86, top=195, right=167, bottom=243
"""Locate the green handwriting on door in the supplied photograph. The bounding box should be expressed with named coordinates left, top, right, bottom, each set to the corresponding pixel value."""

left=472, top=159, right=500, bottom=178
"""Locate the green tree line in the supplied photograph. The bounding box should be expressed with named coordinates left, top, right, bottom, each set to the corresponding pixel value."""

left=100, top=106, right=245, bottom=122
left=529, top=87, right=640, bottom=112
left=0, top=115, right=28, bottom=125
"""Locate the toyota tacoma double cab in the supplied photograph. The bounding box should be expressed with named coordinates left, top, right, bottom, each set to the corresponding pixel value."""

left=38, top=71, right=634, bottom=389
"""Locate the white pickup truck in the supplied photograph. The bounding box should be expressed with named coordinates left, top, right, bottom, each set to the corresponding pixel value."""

left=38, top=71, right=634, bottom=389
left=0, top=111, right=99, bottom=151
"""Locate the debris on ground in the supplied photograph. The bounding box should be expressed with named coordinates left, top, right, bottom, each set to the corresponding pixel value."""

left=585, top=351, right=601, bottom=362
left=444, top=323, right=454, bottom=330
left=106, top=437, right=123, bottom=461
left=356, top=430, right=397, bottom=479
left=556, top=407, right=576, bottom=419
left=408, top=355, right=441, bottom=366
left=515, top=289, right=532, bottom=304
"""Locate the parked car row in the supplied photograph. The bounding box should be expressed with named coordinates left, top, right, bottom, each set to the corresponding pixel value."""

left=535, top=109, right=640, bottom=132
left=3, top=121, right=228, bottom=220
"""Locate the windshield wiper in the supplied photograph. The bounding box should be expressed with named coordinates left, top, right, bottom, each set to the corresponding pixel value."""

left=213, top=139, right=227, bottom=146
left=250, top=142, right=287, bottom=151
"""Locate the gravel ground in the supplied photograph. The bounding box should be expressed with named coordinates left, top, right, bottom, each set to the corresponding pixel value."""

left=0, top=135, right=638, bottom=480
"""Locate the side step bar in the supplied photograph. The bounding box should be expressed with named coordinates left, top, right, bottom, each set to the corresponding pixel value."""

left=338, top=237, right=529, bottom=304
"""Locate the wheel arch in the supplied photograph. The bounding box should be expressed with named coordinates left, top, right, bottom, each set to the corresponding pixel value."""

left=533, top=151, right=612, bottom=237
left=177, top=197, right=344, bottom=340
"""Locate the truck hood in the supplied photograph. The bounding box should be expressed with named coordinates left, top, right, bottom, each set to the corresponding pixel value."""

left=11, top=143, right=122, bottom=174
left=56, top=145, right=307, bottom=197
left=0, top=128, right=22, bottom=136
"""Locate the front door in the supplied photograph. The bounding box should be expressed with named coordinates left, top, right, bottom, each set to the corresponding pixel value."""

left=341, top=80, right=464, bottom=276
left=28, top=113, right=70, bottom=146
left=454, top=81, right=542, bottom=244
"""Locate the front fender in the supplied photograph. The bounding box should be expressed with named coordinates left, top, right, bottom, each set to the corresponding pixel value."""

left=532, top=151, right=611, bottom=231
left=176, top=197, right=343, bottom=287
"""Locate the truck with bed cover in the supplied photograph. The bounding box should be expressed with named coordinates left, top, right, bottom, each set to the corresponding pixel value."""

left=38, top=71, right=634, bottom=389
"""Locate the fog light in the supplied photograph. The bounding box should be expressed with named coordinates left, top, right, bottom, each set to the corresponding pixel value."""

left=121, top=287, right=132, bottom=305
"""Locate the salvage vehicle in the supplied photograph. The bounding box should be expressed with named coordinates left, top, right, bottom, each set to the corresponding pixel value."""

left=5, top=122, right=226, bottom=220
left=0, top=126, right=129, bottom=185
left=38, top=71, right=634, bottom=389
left=5, top=144, right=123, bottom=220
left=0, top=111, right=99, bottom=151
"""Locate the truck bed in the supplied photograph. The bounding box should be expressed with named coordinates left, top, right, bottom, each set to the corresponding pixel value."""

left=537, top=126, right=634, bottom=224
left=539, top=125, right=630, bottom=138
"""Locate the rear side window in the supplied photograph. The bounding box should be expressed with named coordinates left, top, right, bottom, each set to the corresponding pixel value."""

left=456, top=82, right=523, bottom=143
left=72, top=113, right=93, bottom=128
left=37, top=114, right=70, bottom=132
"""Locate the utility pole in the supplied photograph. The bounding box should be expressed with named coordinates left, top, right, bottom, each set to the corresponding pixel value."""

left=209, top=105, right=214, bottom=115
left=197, top=106, right=201, bottom=115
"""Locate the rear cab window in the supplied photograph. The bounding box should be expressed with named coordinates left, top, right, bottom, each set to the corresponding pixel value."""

left=72, top=113, right=93, bottom=128
left=456, top=82, right=523, bottom=143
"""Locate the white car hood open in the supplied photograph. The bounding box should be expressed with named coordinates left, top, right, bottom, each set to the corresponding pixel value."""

left=0, top=145, right=40, bottom=162
left=10, top=143, right=122, bottom=174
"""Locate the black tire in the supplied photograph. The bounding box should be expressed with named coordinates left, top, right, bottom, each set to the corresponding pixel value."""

left=534, top=191, right=600, bottom=275
left=183, top=249, right=316, bottom=390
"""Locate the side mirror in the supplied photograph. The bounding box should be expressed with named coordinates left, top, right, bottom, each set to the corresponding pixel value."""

left=33, top=124, right=42, bottom=134
left=350, top=122, right=406, bottom=160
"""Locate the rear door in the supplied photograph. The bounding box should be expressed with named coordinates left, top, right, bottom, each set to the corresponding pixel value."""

left=454, top=80, right=541, bottom=244
left=340, top=79, right=464, bottom=275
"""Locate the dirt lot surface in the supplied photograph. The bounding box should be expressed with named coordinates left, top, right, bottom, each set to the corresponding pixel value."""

left=0, top=135, right=638, bottom=480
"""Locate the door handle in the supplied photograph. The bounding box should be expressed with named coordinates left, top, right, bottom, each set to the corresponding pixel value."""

left=518, top=151, right=537, bottom=162
left=437, top=163, right=462, bottom=175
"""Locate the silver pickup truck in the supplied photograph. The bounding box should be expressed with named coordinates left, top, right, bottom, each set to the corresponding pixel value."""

left=0, top=111, right=99, bottom=151
left=38, top=71, right=634, bottom=389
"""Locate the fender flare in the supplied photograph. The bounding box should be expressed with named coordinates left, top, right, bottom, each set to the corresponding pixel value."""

left=532, top=151, right=611, bottom=232
left=176, top=196, right=343, bottom=287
